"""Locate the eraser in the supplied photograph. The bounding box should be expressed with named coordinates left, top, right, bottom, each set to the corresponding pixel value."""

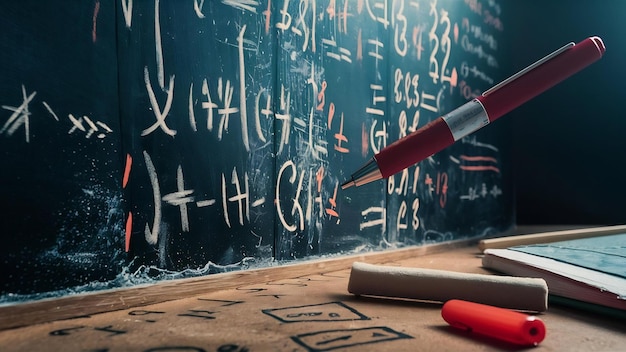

left=348, top=262, right=548, bottom=312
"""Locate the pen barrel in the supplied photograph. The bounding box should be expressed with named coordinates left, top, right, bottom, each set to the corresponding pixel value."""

left=375, top=117, right=454, bottom=178
left=442, top=299, right=546, bottom=346
left=357, top=37, right=604, bottom=184
left=477, top=36, right=605, bottom=122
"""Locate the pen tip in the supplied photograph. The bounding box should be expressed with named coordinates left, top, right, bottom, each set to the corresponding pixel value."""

left=341, top=179, right=354, bottom=190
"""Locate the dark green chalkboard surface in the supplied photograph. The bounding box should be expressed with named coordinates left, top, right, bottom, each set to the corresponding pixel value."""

left=0, top=0, right=513, bottom=303
left=0, top=2, right=125, bottom=297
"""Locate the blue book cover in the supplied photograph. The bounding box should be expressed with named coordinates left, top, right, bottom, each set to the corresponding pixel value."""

left=482, top=234, right=626, bottom=312
left=511, top=234, right=626, bottom=279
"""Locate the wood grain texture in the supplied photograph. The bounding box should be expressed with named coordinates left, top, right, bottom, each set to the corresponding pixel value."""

left=1, top=243, right=624, bottom=351
left=0, top=239, right=472, bottom=331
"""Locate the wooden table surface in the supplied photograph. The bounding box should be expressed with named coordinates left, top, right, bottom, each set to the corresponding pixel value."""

left=0, top=243, right=624, bottom=351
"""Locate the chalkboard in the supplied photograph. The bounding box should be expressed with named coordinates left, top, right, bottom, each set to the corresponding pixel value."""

left=0, top=0, right=513, bottom=303
left=0, top=2, right=125, bottom=297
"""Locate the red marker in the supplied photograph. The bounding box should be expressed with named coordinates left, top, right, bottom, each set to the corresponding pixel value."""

left=341, top=36, right=606, bottom=189
left=442, top=299, right=546, bottom=346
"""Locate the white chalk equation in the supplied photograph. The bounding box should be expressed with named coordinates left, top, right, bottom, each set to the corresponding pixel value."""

left=1, top=85, right=113, bottom=143
left=141, top=151, right=267, bottom=245
left=133, top=150, right=353, bottom=245
left=115, top=0, right=508, bottom=254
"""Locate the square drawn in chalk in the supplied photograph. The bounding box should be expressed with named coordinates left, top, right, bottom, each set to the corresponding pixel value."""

left=291, top=326, right=413, bottom=351
left=262, top=301, right=369, bottom=323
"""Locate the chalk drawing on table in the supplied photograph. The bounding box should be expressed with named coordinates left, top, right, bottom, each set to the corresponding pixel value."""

left=235, top=286, right=267, bottom=294
left=196, top=298, right=245, bottom=307
left=319, top=271, right=348, bottom=279
left=265, top=277, right=311, bottom=287
left=291, top=326, right=413, bottom=352
left=178, top=310, right=218, bottom=321
left=49, top=326, right=87, bottom=336
left=129, top=309, right=166, bottom=323
left=49, top=324, right=127, bottom=337
left=262, top=301, right=369, bottom=323
left=216, top=344, right=250, bottom=352
left=256, top=294, right=287, bottom=299
left=144, top=347, right=207, bottom=352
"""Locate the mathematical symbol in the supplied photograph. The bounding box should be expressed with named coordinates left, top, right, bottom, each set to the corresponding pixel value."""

left=94, top=325, right=127, bottom=336
left=317, top=334, right=351, bottom=345
left=142, top=66, right=176, bottom=137
left=360, top=207, right=386, bottom=231
left=367, top=38, right=384, bottom=63
left=49, top=326, right=86, bottom=336
left=322, top=38, right=352, bottom=63
left=1, top=85, right=37, bottom=143
left=161, top=165, right=194, bottom=232
left=197, top=298, right=244, bottom=307
left=128, top=310, right=166, bottom=316
left=178, top=310, right=217, bottom=320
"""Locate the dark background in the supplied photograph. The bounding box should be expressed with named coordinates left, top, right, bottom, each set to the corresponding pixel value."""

left=507, top=0, right=626, bottom=225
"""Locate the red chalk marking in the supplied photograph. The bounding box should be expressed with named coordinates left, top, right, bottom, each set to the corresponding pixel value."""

left=460, top=155, right=498, bottom=163
left=361, top=123, right=368, bottom=158
left=123, top=153, right=132, bottom=188
left=316, top=166, right=324, bottom=193
left=327, top=102, right=335, bottom=127
left=263, top=0, right=271, bottom=35
left=356, top=29, right=363, bottom=61
left=92, top=0, right=100, bottom=43
left=460, top=165, right=501, bottom=173
left=125, top=211, right=133, bottom=252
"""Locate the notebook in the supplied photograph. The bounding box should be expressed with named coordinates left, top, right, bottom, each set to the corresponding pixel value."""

left=482, top=234, right=626, bottom=313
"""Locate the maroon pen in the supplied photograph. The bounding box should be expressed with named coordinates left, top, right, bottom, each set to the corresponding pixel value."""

left=342, top=36, right=605, bottom=189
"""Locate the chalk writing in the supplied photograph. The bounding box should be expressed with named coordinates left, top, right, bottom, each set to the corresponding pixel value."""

left=460, top=183, right=502, bottom=201
left=140, top=151, right=266, bottom=237
left=1, top=85, right=115, bottom=143
left=178, top=310, right=217, bottom=320
left=262, top=301, right=369, bottom=323
left=1, top=86, right=36, bottom=143
left=217, top=345, right=250, bottom=352
left=142, top=67, right=176, bottom=137
left=223, top=0, right=259, bottom=13
left=291, top=326, right=413, bottom=351
left=122, top=0, right=133, bottom=27
left=0, top=0, right=512, bottom=298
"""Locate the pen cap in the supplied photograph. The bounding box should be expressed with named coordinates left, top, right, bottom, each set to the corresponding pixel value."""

left=477, top=36, right=605, bottom=122
left=442, top=299, right=546, bottom=346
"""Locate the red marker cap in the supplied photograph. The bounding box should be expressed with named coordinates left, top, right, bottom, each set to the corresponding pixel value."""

left=442, top=299, right=546, bottom=346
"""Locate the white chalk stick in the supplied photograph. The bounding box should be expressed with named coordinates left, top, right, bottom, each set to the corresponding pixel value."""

left=348, top=262, right=548, bottom=312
